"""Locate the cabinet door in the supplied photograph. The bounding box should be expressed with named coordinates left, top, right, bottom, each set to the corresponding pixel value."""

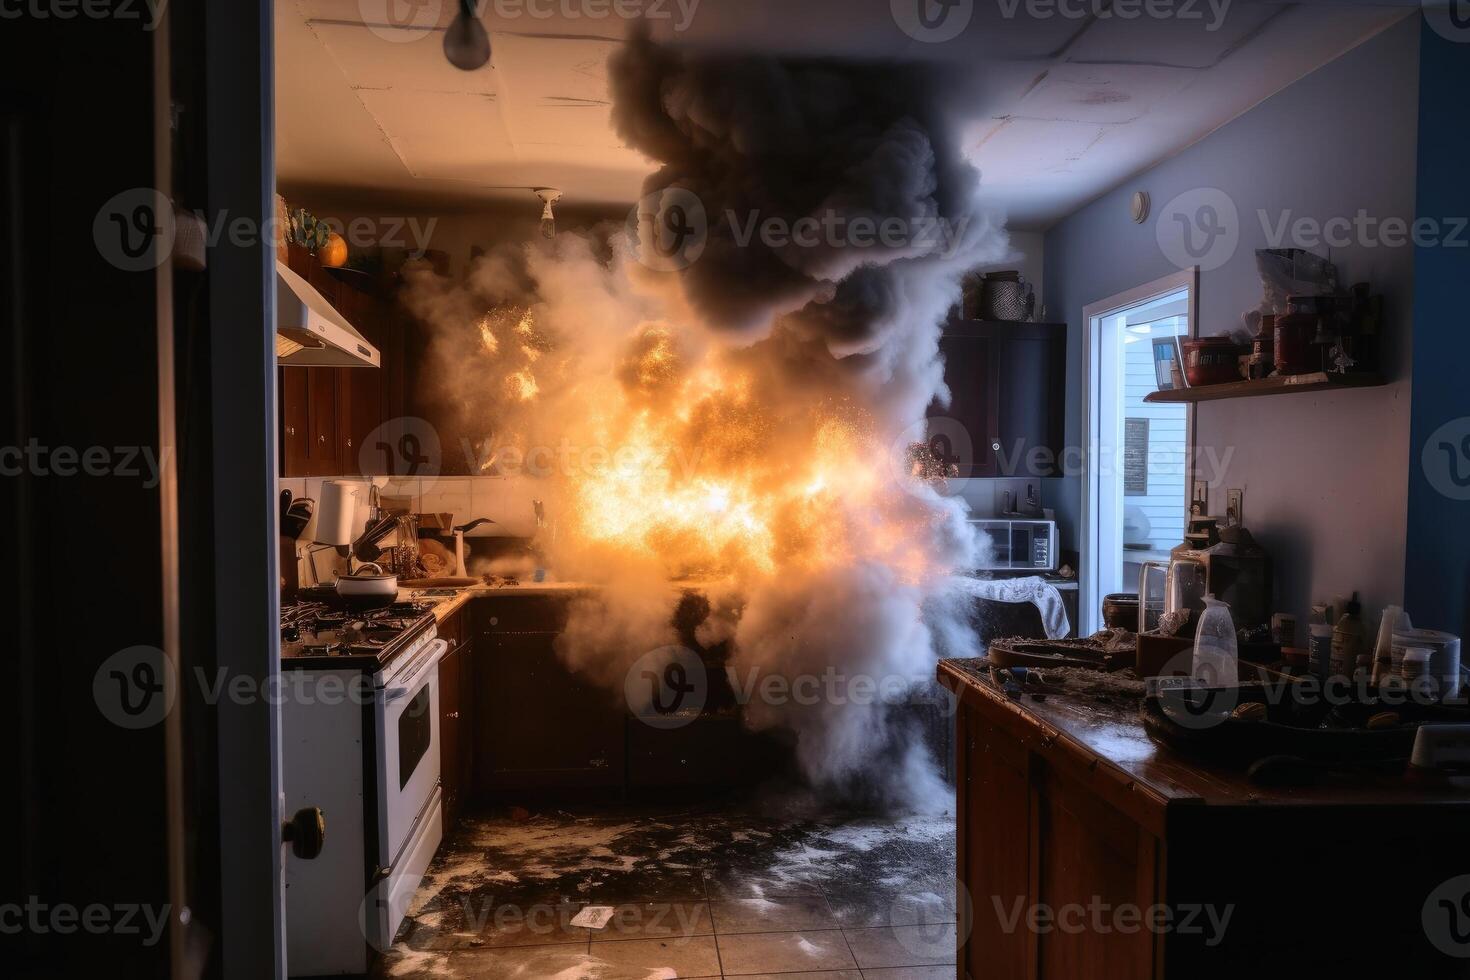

left=305, top=367, right=340, bottom=476
left=934, top=326, right=1000, bottom=477
left=280, top=367, right=309, bottom=476
left=1033, top=768, right=1159, bottom=980
left=474, top=628, right=625, bottom=793
left=438, top=636, right=463, bottom=829
left=995, top=323, right=1067, bottom=479
left=959, top=705, right=1034, bottom=980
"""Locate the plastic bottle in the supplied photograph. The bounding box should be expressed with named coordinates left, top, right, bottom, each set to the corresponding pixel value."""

left=1331, top=592, right=1366, bottom=681
left=1193, top=596, right=1239, bottom=685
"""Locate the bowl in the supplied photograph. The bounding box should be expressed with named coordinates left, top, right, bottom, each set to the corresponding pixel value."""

left=1181, top=337, right=1247, bottom=386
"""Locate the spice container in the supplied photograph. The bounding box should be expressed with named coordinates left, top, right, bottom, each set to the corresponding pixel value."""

left=1249, top=315, right=1276, bottom=380
left=1331, top=593, right=1365, bottom=679
left=1308, top=623, right=1334, bottom=681
left=1274, top=296, right=1327, bottom=375
left=1271, top=611, right=1297, bottom=647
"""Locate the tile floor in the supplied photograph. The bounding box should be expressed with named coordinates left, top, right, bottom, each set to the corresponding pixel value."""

left=376, top=797, right=956, bottom=979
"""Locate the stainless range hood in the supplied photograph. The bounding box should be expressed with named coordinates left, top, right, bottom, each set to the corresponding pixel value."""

left=275, top=261, right=381, bottom=368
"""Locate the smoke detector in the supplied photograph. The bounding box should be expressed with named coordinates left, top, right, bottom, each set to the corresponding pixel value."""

left=535, top=188, right=562, bottom=239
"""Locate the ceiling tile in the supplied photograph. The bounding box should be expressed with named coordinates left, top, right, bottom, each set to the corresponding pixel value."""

left=490, top=33, right=627, bottom=149
left=356, top=88, right=516, bottom=180
left=1062, top=4, right=1283, bottom=69
left=970, top=117, right=1109, bottom=184
left=1016, top=63, right=1195, bottom=124
left=309, top=19, right=498, bottom=94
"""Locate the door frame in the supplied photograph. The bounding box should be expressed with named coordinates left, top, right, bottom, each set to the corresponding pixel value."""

left=206, top=0, right=284, bottom=976
left=1080, top=267, right=1199, bottom=634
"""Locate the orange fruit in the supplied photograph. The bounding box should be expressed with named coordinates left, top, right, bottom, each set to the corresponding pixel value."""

left=320, top=232, right=348, bottom=268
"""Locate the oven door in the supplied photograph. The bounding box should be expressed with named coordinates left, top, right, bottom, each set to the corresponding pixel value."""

left=375, top=638, right=447, bottom=867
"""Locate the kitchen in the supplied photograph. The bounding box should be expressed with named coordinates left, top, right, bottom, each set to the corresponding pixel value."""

left=9, top=2, right=1470, bottom=979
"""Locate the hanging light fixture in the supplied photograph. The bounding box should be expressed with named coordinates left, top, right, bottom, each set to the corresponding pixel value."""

left=535, top=188, right=562, bottom=239
left=443, top=0, right=490, bottom=71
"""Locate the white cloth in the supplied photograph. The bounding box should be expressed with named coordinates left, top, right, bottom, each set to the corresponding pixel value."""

left=947, top=574, right=1072, bottom=641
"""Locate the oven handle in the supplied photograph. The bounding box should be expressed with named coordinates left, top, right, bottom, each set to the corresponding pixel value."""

left=384, top=639, right=448, bottom=703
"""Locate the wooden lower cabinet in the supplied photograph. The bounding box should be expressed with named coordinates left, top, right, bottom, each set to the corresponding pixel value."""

left=946, top=661, right=1470, bottom=980
left=471, top=595, right=626, bottom=796
left=437, top=604, right=473, bottom=831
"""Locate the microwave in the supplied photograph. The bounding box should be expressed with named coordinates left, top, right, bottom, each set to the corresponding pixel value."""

left=972, top=519, right=1058, bottom=572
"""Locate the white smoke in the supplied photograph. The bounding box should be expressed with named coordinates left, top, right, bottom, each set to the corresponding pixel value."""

left=402, top=35, right=1008, bottom=812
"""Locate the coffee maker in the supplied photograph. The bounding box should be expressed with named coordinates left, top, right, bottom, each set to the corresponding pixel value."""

left=1140, top=524, right=1273, bottom=633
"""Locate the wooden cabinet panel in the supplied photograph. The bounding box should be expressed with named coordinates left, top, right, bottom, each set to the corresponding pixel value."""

left=439, top=634, right=463, bottom=829
left=305, top=367, right=340, bottom=476
left=933, top=324, right=999, bottom=478
left=934, top=321, right=1067, bottom=480
left=438, top=606, right=474, bottom=831
left=960, top=707, right=1033, bottom=980
left=277, top=245, right=393, bottom=477
left=474, top=630, right=625, bottom=793
left=1033, top=772, right=1156, bottom=980
left=280, top=367, right=309, bottom=476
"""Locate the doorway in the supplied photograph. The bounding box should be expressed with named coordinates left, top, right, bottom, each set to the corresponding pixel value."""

left=1081, top=270, right=1198, bottom=634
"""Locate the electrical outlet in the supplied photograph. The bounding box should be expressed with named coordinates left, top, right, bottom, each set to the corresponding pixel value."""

left=1226, top=489, right=1244, bottom=527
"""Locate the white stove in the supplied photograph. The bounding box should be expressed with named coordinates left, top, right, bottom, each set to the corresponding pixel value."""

left=281, top=602, right=447, bottom=976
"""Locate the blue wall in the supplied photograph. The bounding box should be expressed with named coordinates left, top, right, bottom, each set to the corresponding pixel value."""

left=1405, top=19, right=1470, bottom=640
left=1043, top=16, right=1422, bottom=630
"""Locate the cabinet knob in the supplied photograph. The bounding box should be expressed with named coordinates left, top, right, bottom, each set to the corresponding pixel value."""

left=992, top=441, right=1001, bottom=451
left=319, top=435, right=326, bottom=444
left=288, top=426, right=296, bottom=436
left=347, top=438, right=353, bottom=448
left=447, top=711, right=460, bottom=719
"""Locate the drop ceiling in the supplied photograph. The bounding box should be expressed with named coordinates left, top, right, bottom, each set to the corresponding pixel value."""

left=276, top=0, right=1415, bottom=229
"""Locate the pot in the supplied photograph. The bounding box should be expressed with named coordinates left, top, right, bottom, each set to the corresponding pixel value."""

left=335, top=562, right=398, bottom=598
left=1102, top=593, right=1141, bottom=630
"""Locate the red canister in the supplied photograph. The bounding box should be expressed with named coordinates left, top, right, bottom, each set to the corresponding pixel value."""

left=1274, top=296, right=1325, bottom=376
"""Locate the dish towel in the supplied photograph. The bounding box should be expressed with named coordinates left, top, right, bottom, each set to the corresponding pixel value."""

left=955, top=575, right=1072, bottom=640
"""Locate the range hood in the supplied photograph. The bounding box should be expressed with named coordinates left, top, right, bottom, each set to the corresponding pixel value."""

left=275, top=261, right=381, bottom=368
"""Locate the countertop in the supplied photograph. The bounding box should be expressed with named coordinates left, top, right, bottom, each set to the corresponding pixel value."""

left=937, top=656, right=1470, bottom=811
left=401, top=581, right=597, bottom=624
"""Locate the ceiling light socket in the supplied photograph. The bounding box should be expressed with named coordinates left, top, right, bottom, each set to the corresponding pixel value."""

left=535, top=188, right=562, bottom=239
left=1131, top=191, right=1151, bottom=224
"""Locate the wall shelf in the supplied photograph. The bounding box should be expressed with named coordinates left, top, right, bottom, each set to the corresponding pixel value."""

left=1143, top=371, right=1386, bottom=404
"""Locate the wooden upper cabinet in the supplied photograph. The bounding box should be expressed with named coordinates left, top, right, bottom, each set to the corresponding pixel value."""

left=932, top=320, right=1068, bottom=480
left=280, top=367, right=309, bottom=476
left=277, top=247, right=394, bottom=478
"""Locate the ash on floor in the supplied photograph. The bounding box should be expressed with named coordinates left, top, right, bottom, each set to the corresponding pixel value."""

left=375, top=795, right=956, bottom=979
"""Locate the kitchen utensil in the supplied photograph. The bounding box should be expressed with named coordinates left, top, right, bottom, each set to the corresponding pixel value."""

left=352, top=515, right=400, bottom=563
left=283, top=498, right=314, bottom=541
left=452, top=518, right=495, bottom=577
left=335, top=562, right=398, bottom=598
